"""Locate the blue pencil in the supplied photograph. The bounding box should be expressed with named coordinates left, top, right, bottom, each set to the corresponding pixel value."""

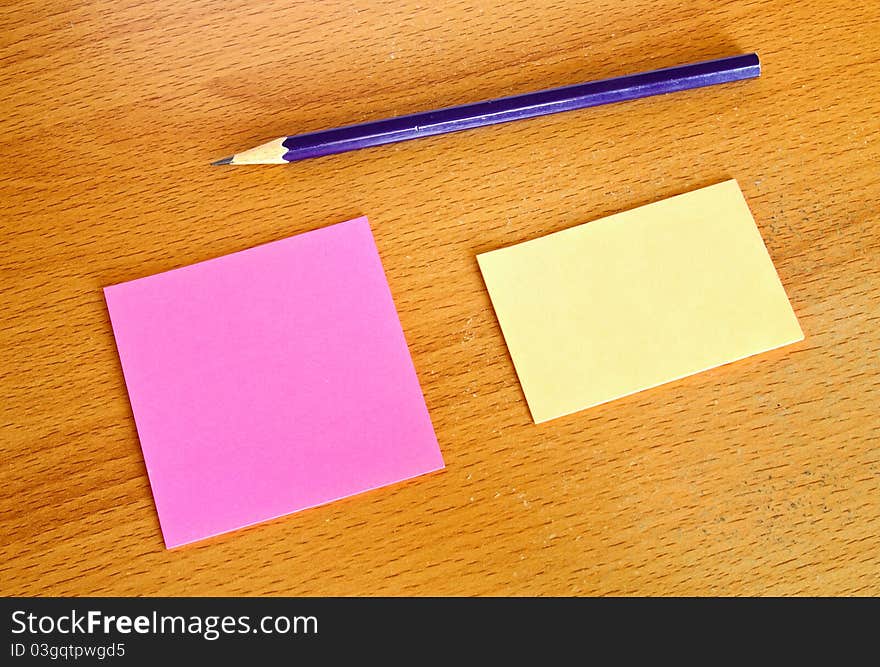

left=213, top=53, right=760, bottom=165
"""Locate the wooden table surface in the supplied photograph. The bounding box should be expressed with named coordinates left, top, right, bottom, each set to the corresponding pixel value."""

left=2, top=0, right=878, bottom=596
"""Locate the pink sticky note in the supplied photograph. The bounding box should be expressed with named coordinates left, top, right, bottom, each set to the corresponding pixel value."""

left=104, top=217, right=444, bottom=548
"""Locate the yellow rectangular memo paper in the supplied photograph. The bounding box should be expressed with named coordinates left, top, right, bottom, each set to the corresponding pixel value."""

left=477, top=180, right=804, bottom=423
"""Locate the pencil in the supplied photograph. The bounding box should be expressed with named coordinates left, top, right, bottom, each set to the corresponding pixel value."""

left=213, top=53, right=760, bottom=165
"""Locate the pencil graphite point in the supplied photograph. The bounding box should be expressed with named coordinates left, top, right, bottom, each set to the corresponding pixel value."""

left=212, top=156, right=234, bottom=166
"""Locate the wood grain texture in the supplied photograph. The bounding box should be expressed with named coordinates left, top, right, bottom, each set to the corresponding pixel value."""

left=1, top=0, right=877, bottom=596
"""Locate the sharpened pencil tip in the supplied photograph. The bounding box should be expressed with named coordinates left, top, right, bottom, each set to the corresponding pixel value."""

left=212, top=156, right=234, bottom=166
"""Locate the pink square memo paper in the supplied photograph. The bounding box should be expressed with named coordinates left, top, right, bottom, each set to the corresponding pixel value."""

left=104, top=217, right=444, bottom=548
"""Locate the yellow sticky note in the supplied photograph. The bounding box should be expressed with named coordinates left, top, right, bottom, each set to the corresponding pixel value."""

left=477, top=180, right=804, bottom=423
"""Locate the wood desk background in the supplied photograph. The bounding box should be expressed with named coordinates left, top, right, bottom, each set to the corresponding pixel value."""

left=1, top=0, right=877, bottom=595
